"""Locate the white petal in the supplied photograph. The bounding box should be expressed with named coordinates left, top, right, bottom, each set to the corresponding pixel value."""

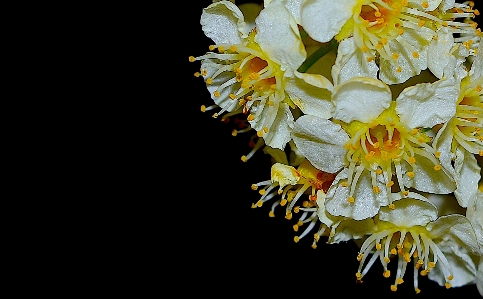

left=428, top=215, right=481, bottom=255
left=433, top=121, right=455, bottom=175
left=408, top=0, right=443, bottom=11
left=325, top=168, right=389, bottom=220
left=201, top=60, right=241, bottom=111
left=478, top=257, right=483, bottom=297
left=292, top=115, right=349, bottom=173
left=428, top=27, right=455, bottom=79
left=331, top=38, right=378, bottom=86
left=378, top=198, right=437, bottom=227
left=285, top=73, right=333, bottom=118
left=201, top=1, right=247, bottom=45
left=466, top=190, right=483, bottom=251
left=470, top=42, right=483, bottom=80
left=396, top=78, right=458, bottom=128
left=453, top=147, right=481, bottom=208
left=251, top=102, right=294, bottom=150
left=332, top=77, right=392, bottom=123
left=300, top=0, right=357, bottom=43
left=401, top=156, right=456, bottom=194
left=255, top=3, right=306, bottom=71
left=268, top=0, right=303, bottom=24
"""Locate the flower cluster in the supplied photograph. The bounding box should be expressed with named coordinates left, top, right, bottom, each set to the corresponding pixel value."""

left=189, top=0, right=482, bottom=295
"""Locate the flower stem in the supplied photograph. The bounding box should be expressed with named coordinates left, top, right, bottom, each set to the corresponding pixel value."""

left=297, top=39, right=338, bottom=73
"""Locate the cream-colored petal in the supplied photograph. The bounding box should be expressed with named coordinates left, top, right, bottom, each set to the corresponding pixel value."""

left=408, top=0, right=443, bottom=11
left=433, top=121, right=456, bottom=175
left=428, top=215, right=480, bottom=255
left=466, top=190, right=483, bottom=251
left=428, top=27, right=456, bottom=79
left=201, top=60, right=242, bottom=111
left=325, top=168, right=389, bottom=220
left=331, top=38, right=378, bottom=86
left=470, top=42, right=483, bottom=80
left=453, top=146, right=481, bottom=208
left=292, top=115, right=349, bottom=173
left=255, top=3, right=306, bottom=71
left=300, top=0, right=357, bottom=43
left=378, top=198, right=437, bottom=227
left=268, top=0, right=302, bottom=24
left=401, top=156, right=456, bottom=194
left=270, top=163, right=300, bottom=188
left=478, top=257, right=483, bottom=296
left=332, top=77, right=392, bottom=123
left=285, top=73, right=333, bottom=118
left=252, top=102, right=294, bottom=150
left=396, top=78, right=458, bottom=128
left=201, top=1, right=247, bottom=45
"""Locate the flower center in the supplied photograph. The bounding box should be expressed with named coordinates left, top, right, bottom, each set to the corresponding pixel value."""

left=343, top=103, right=439, bottom=203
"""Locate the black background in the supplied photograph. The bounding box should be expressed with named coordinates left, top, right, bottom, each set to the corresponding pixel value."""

left=182, top=1, right=482, bottom=297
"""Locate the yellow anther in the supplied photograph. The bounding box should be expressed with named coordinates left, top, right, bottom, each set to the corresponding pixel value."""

left=415, top=288, right=421, bottom=294
left=398, top=28, right=404, bottom=35
left=348, top=196, right=355, bottom=203
left=402, top=190, right=409, bottom=196
left=259, top=189, right=266, bottom=195
left=218, top=46, right=225, bottom=52
left=361, top=45, right=368, bottom=52
left=404, top=253, right=411, bottom=262
left=229, top=93, right=236, bottom=100
left=269, top=211, right=275, bottom=217
left=391, top=285, right=397, bottom=292
left=229, top=45, right=237, bottom=52
left=407, top=171, right=415, bottom=178
left=442, top=21, right=448, bottom=27
left=418, top=20, right=426, bottom=27
left=422, top=1, right=429, bottom=8
left=434, top=165, right=441, bottom=171
left=212, top=113, right=219, bottom=118
left=476, top=85, right=482, bottom=92
left=448, top=275, right=454, bottom=281
left=397, top=244, right=403, bottom=249
left=366, top=56, right=374, bottom=62
left=256, top=200, right=263, bottom=207
left=397, top=278, right=404, bottom=284
left=257, top=130, right=264, bottom=137
left=188, top=56, right=196, bottom=62
left=396, top=67, right=402, bottom=73
left=445, top=282, right=452, bottom=289
left=293, top=206, right=300, bottom=213
left=206, top=78, right=213, bottom=85
left=383, top=270, right=390, bottom=278
left=270, top=84, right=277, bottom=90
left=285, top=212, right=293, bottom=220
left=420, top=269, right=428, bottom=276
left=376, top=169, right=383, bottom=175
left=479, top=150, right=483, bottom=156
left=251, top=184, right=258, bottom=190
left=280, top=199, right=287, bottom=206
left=357, top=253, right=364, bottom=261
left=232, top=129, right=238, bottom=137
left=474, top=9, right=479, bottom=16
left=373, top=186, right=380, bottom=194
left=200, top=105, right=207, bottom=112
left=267, top=100, right=274, bottom=106
left=311, top=244, right=317, bottom=249
left=294, top=236, right=299, bottom=243
left=408, top=157, right=416, bottom=164
left=387, top=181, right=394, bottom=187
left=209, top=45, right=216, bottom=51
left=194, top=72, right=201, bottom=77
left=412, top=52, right=419, bottom=58
left=263, top=127, right=269, bottom=133
left=341, top=181, right=348, bottom=187
left=435, top=151, right=441, bottom=158
left=241, top=155, right=247, bottom=162
left=392, top=53, right=400, bottom=60
left=375, top=11, right=381, bottom=17
left=428, top=262, right=435, bottom=268
left=384, top=257, right=390, bottom=263
left=390, top=248, right=397, bottom=255
left=293, top=224, right=299, bottom=232
left=376, top=43, right=383, bottom=49
left=356, top=272, right=362, bottom=280
left=247, top=114, right=255, bottom=121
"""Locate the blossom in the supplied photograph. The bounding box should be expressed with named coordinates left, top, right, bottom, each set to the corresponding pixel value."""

left=300, top=0, right=481, bottom=84
left=189, top=0, right=333, bottom=150
left=292, top=76, right=456, bottom=220
left=251, top=160, right=335, bottom=248
left=433, top=41, right=482, bottom=207
left=354, top=197, right=480, bottom=293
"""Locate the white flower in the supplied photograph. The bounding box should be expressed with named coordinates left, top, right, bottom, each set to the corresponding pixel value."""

left=355, top=198, right=480, bottom=293
left=292, top=76, right=456, bottom=220
left=251, top=160, right=336, bottom=248
left=189, top=1, right=333, bottom=150
left=300, top=0, right=481, bottom=85
left=433, top=41, right=482, bottom=207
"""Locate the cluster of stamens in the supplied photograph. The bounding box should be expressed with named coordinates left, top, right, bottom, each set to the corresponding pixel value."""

left=251, top=161, right=335, bottom=248
left=355, top=225, right=455, bottom=293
